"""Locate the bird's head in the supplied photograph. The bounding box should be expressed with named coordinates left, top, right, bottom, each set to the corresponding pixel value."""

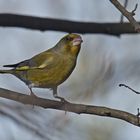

left=56, top=33, right=83, bottom=56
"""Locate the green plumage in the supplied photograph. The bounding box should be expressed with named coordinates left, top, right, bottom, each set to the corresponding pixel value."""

left=0, top=33, right=83, bottom=100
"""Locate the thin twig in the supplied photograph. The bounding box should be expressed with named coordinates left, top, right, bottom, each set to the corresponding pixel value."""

left=110, top=0, right=140, bottom=32
left=119, top=83, right=140, bottom=94
left=0, top=87, right=140, bottom=127
left=137, top=108, right=140, bottom=125
left=131, top=3, right=138, bottom=16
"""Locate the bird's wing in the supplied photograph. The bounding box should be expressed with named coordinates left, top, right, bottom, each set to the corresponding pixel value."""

left=3, top=51, right=56, bottom=71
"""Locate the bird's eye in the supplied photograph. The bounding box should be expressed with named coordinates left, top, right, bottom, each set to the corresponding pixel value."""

left=66, top=36, right=73, bottom=41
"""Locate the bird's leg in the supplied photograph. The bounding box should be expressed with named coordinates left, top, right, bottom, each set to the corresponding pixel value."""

left=53, top=87, right=68, bottom=114
left=53, top=87, right=67, bottom=102
left=29, top=87, right=38, bottom=98
left=28, top=87, right=38, bottom=108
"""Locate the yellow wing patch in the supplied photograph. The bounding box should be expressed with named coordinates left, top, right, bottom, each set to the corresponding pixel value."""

left=15, top=63, right=48, bottom=71
left=16, top=65, right=47, bottom=71
left=38, top=56, right=54, bottom=69
left=16, top=66, right=30, bottom=70
left=15, top=55, right=54, bottom=71
left=38, top=63, right=47, bottom=69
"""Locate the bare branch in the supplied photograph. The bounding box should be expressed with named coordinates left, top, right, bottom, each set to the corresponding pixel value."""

left=120, top=0, right=128, bottom=23
left=110, top=0, right=140, bottom=32
left=0, top=13, right=139, bottom=36
left=119, top=83, right=140, bottom=94
left=0, top=87, right=140, bottom=127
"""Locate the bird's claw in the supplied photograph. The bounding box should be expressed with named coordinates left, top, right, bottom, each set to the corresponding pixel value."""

left=53, top=94, right=68, bottom=103
left=60, top=97, right=68, bottom=103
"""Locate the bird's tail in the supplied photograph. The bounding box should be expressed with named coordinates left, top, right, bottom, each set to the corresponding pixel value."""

left=0, top=69, right=14, bottom=74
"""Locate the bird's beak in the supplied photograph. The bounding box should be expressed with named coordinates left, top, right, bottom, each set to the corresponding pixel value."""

left=72, top=37, right=83, bottom=46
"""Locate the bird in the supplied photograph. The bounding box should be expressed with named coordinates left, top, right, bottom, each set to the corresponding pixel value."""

left=0, top=33, right=83, bottom=101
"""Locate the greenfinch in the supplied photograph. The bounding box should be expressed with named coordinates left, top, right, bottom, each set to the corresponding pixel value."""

left=0, top=33, right=83, bottom=101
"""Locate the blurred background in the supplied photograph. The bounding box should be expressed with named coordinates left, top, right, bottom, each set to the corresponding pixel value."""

left=0, top=0, right=140, bottom=139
